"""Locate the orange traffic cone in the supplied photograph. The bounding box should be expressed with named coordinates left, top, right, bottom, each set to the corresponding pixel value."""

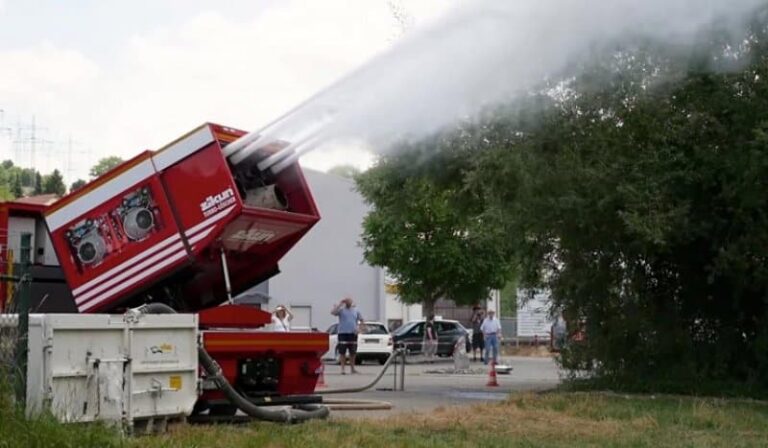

left=316, top=364, right=327, bottom=389
left=486, top=360, right=499, bottom=387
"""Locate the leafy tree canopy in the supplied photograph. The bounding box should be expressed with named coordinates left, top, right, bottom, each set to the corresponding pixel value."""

left=69, top=179, right=87, bottom=192
left=42, top=169, right=66, bottom=196
left=89, top=156, right=123, bottom=178
left=356, top=137, right=515, bottom=316
left=358, top=6, right=768, bottom=394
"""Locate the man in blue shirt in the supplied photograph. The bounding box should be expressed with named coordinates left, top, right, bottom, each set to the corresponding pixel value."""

left=331, top=297, right=363, bottom=374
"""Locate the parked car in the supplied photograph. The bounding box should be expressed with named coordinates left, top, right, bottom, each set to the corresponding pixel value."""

left=392, top=319, right=471, bottom=357
left=323, top=321, right=393, bottom=365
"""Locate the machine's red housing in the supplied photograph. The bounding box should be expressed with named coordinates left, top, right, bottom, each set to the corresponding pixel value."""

left=198, top=305, right=327, bottom=398
left=44, top=123, right=320, bottom=313
left=3, top=123, right=329, bottom=407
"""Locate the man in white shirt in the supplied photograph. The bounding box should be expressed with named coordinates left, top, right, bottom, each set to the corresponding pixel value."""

left=480, top=309, right=502, bottom=365
left=271, top=305, right=293, bottom=332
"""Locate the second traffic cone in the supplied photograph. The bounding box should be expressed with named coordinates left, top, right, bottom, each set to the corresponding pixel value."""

left=316, top=365, right=327, bottom=389
left=486, top=360, right=499, bottom=387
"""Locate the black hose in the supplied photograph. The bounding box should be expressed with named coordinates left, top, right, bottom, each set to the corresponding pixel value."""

left=135, top=303, right=330, bottom=423
left=198, top=345, right=329, bottom=423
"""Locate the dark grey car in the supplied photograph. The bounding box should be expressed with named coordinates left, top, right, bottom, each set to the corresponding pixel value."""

left=392, top=319, right=471, bottom=356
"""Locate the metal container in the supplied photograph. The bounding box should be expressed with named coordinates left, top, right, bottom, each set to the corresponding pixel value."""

left=21, top=313, right=198, bottom=429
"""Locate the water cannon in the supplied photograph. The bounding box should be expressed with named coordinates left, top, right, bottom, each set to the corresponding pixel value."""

left=44, top=123, right=320, bottom=313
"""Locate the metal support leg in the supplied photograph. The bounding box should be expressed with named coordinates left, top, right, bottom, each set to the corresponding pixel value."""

left=393, top=350, right=398, bottom=391
left=220, top=248, right=233, bottom=304
left=399, top=349, right=406, bottom=391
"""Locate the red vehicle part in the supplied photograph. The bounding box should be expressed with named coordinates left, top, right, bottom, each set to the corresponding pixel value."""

left=1, top=123, right=328, bottom=405
left=44, top=123, right=320, bottom=313
left=203, top=330, right=327, bottom=397
left=198, top=305, right=328, bottom=402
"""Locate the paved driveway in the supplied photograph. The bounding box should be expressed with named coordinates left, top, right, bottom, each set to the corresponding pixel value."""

left=320, top=356, right=561, bottom=419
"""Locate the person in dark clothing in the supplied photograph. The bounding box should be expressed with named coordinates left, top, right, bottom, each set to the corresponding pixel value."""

left=471, top=307, right=485, bottom=362
left=423, top=315, right=438, bottom=362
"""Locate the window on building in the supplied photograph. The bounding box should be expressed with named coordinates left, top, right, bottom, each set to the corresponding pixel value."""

left=19, top=233, right=32, bottom=264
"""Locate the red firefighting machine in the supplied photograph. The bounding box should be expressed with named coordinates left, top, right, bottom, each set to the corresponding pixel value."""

left=0, top=123, right=329, bottom=416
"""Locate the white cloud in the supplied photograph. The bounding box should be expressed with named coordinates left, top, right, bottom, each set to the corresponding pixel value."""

left=0, top=0, right=452, bottom=181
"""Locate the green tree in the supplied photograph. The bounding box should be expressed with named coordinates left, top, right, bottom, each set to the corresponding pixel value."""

left=11, top=175, right=23, bottom=198
left=0, top=185, right=13, bottom=201
left=19, top=168, right=35, bottom=188
left=356, top=139, right=514, bottom=317
left=328, top=164, right=361, bottom=179
left=42, top=169, right=66, bottom=196
left=89, top=156, right=123, bottom=178
left=33, top=172, right=43, bottom=195
left=454, top=14, right=768, bottom=393
left=70, top=179, right=87, bottom=192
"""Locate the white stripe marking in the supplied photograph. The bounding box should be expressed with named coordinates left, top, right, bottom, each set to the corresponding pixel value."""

left=72, top=233, right=181, bottom=297
left=188, top=226, right=215, bottom=245
left=72, top=203, right=231, bottom=298
left=78, top=249, right=188, bottom=312
left=75, top=241, right=186, bottom=305
left=78, top=224, right=218, bottom=311
left=185, top=205, right=235, bottom=237
left=47, top=159, right=155, bottom=231
left=152, top=126, right=215, bottom=171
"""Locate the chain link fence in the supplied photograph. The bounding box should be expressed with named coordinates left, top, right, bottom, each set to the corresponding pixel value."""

left=1, top=263, right=31, bottom=406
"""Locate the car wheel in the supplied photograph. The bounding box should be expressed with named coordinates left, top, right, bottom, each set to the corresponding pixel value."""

left=378, top=356, right=388, bottom=365
left=354, top=357, right=363, bottom=365
left=191, top=400, right=210, bottom=416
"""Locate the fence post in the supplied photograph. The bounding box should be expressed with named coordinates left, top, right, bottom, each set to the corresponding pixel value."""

left=399, top=348, right=405, bottom=391
left=393, top=348, right=398, bottom=391
left=13, top=266, right=30, bottom=407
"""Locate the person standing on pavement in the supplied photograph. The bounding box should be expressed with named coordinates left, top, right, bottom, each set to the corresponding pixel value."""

left=480, top=309, right=502, bottom=365
left=471, top=307, right=485, bottom=362
left=423, top=315, right=438, bottom=362
left=271, top=305, right=293, bottom=332
left=331, top=297, right=363, bottom=374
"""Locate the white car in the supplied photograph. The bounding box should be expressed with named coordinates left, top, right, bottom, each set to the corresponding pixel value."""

left=323, top=321, right=393, bottom=365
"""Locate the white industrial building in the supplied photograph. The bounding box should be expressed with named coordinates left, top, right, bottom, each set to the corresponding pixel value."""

left=261, top=169, right=421, bottom=332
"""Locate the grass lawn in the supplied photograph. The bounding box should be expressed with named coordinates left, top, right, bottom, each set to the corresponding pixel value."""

left=4, top=392, right=768, bottom=447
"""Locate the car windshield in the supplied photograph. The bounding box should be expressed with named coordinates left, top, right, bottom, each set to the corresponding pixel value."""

left=393, top=322, right=417, bottom=336
left=362, top=323, right=388, bottom=335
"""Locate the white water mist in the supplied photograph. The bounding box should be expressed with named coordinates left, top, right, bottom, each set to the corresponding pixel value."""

left=236, top=0, right=765, bottom=169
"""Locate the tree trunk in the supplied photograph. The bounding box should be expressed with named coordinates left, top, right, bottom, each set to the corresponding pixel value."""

left=422, top=299, right=436, bottom=319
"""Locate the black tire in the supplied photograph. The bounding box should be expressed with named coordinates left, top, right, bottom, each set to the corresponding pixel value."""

left=191, top=400, right=210, bottom=416
left=378, top=356, right=388, bottom=365
left=354, top=357, right=363, bottom=365
left=208, top=403, right=238, bottom=416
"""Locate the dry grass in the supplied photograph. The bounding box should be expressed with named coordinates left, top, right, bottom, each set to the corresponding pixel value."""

left=501, top=344, right=554, bottom=357
left=381, top=398, right=625, bottom=439
left=5, top=390, right=767, bottom=447
left=136, top=392, right=768, bottom=448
